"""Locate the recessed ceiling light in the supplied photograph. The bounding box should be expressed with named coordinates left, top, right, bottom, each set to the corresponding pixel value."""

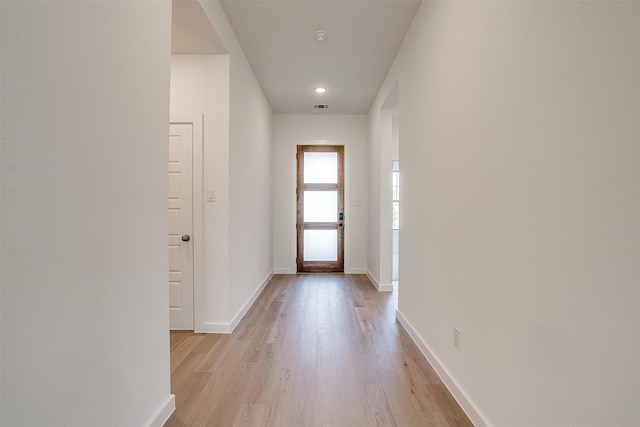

left=315, top=87, right=327, bottom=94
left=315, top=30, right=327, bottom=42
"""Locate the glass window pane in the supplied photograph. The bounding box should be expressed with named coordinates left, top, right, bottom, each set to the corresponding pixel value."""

left=304, top=230, right=338, bottom=261
left=393, top=201, right=400, bottom=230
left=392, top=171, right=400, bottom=201
left=304, top=191, right=337, bottom=222
left=304, top=152, right=337, bottom=183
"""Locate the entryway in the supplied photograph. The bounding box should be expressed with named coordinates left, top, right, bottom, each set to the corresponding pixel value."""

left=296, top=145, right=345, bottom=272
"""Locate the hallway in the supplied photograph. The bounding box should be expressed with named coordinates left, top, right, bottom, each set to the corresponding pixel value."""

left=166, top=274, right=472, bottom=426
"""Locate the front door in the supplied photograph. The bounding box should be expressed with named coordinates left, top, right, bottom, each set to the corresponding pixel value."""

left=296, top=145, right=344, bottom=272
left=168, top=123, right=194, bottom=330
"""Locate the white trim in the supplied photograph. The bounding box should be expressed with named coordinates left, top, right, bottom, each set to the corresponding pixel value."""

left=378, top=283, right=393, bottom=292
left=291, top=139, right=351, bottom=273
left=198, top=322, right=233, bottom=334
left=395, top=310, right=491, bottom=427
left=196, top=272, right=274, bottom=334
left=366, top=270, right=380, bottom=289
left=346, top=268, right=367, bottom=274
left=367, top=270, right=393, bottom=292
left=170, top=113, right=204, bottom=332
left=229, top=272, right=274, bottom=332
left=145, top=394, right=175, bottom=427
left=274, top=268, right=296, bottom=274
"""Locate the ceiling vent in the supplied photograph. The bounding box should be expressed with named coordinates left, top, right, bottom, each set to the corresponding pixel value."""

left=314, top=104, right=329, bottom=109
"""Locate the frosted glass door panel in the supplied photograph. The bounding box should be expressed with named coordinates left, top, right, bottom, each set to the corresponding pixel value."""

left=304, top=191, right=337, bottom=222
left=304, top=152, right=337, bottom=183
left=304, top=230, right=338, bottom=261
left=296, top=145, right=344, bottom=272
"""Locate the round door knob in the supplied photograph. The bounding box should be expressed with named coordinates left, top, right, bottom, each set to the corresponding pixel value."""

left=181, top=235, right=191, bottom=242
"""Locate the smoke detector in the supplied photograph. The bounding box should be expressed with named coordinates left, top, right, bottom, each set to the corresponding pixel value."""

left=314, top=30, right=327, bottom=42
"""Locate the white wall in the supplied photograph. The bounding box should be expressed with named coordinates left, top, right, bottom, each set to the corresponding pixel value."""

left=227, top=46, right=273, bottom=321
left=170, top=54, right=231, bottom=326
left=198, top=1, right=274, bottom=330
left=1, top=1, right=174, bottom=426
left=370, top=1, right=640, bottom=426
left=368, top=106, right=394, bottom=290
left=273, top=114, right=368, bottom=274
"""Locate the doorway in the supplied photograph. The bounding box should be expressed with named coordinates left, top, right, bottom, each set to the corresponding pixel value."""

left=296, top=145, right=345, bottom=272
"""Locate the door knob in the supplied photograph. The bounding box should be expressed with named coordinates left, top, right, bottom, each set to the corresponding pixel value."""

left=181, top=235, right=191, bottom=242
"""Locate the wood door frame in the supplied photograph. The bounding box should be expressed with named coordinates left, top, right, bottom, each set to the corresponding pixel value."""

left=170, top=113, right=203, bottom=331
left=290, top=140, right=351, bottom=274
left=296, top=144, right=345, bottom=272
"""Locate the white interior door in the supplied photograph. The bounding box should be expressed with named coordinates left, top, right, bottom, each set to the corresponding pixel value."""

left=168, top=123, right=194, bottom=330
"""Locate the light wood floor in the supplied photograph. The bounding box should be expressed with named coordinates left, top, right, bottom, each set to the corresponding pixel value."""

left=165, top=274, right=473, bottom=427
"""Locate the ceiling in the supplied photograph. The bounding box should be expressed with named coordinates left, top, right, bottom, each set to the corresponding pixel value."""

left=173, top=0, right=421, bottom=114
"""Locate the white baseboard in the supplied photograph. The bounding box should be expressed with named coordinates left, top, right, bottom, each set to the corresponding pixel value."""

left=145, top=394, right=175, bottom=427
left=378, top=283, right=393, bottom=292
left=275, top=268, right=368, bottom=275
left=395, top=310, right=490, bottom=427
left=229, top=272, right=274, bottom=332
left=366, top=270, right=393, bottom=292
left=197, top=272, right=274, bottom=334
left=198, top=322, right=233, bottom=334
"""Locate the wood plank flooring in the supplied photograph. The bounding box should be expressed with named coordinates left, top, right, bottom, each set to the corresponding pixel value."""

left=165, top=274, right=473, bottom=427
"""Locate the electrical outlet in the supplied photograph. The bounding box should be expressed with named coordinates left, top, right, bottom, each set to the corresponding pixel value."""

left=454, top=328, right=461, bottom=350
